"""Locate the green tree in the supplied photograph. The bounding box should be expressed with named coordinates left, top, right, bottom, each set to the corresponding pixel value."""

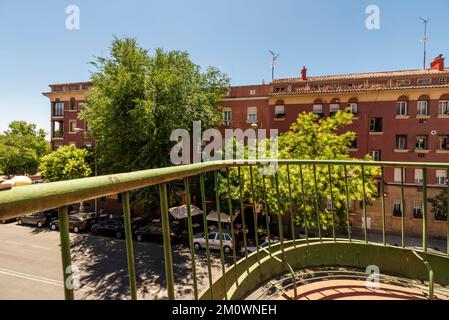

left=80, top=36, right=229, bottom=214
left=0, top=121, right=50, bottom=176
left=81, top=36, right=229, bottom=174
left=428, top=189, right=448, bottom=221
left=39, top=145, right=92, bottom=182
left=216, top=110, right=380, bottom=233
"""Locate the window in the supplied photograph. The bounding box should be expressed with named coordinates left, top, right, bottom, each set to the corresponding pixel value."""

left=370, top=150, right=381, bottom=161
left=275, top=105, right=285, bottom=118
left=396, top=101, right=408, bottom=116
left=312, top=104, right=323, bottom=116
left=397, top=79, right=411, bottom=87
left=413, top=200, right=423, bottom=219
left=439, top=100, right=449, bottom=115
left=222, top=109, right=232, bottom=126
left=85, top=122, right=92, bottom=132
left=247, top=107, right=257, bottom=122
left=436, top=170, right=448, bottom=185
left=417, top=78, right=432, bottom=85
left=348, top=103, right=358, bottom=115
left=414, top=169, right=424, bottom=184
left=439, top=135, right=449, bottom=150
left=249, top=89, right=256, bottom=95
left=208, top=233, right=217, bottom=240
left=417, top=101, right=429, bottom=116
left=435, top=208, right=446, bottom=221
left=53, top=100, right=64, bottom=117
left=396, top=135, right=407, bottom=149
left=439, top=78, right=449, bottom=84
left=416, top=135, right=428, bottom=150
left=393, top=200, right=402, bottom=217
left=69, top=98, right=77, bottom=111
left=349, top=138, right=358, bottom=149
left=394, top=168, right=405, bottom=183
left=69, top=121, right=77, bottom=133
left=369, top=118, right=382, bottom=132
left=329, top=104, right=340, bottom=116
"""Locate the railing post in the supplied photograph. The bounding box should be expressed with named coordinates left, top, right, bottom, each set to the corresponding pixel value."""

left=447, top=169, right=449, bottom=257
left=159, top=183, right=175, bottom=300
left=312, top=165, right=322, bottom=242
left=226, top=169, right=239, bottom=286
left=183, top=178, right=198, bottom=300
left=361, top=165, right=368, bottom=243
left=121, top=192, right=138, bottom=300
left=249, top=166, right=261, bottom=264
left=343, top=165, right=351, bottom=242
left=199, top=174, right=214, bottom=299
left=286, top=164, right=296, bottom=246
left=422, top=168, right=428, bottom=253
left=327, top=165, right=336, bottom=242
left=400, top=167, right=405, bottom=248
left=58, top=206, right=74, bottom=300
left=380, top=167, right=386, bottom=246
left=299, top=165, right=309, bottom=244
left=214, top=171, right=228, bottom=300
left=238, top=167, right=249, bottom=274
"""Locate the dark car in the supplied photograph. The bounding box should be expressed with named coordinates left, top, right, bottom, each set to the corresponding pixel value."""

left=1, top=217, right=17, bottom=224
left=17, top=210, right=58, bottom=228
left=50, top=213, right=95, bottom=233
left=135, top=220, right=184, bottom=242
left=91, top=219, right=126, bottom=239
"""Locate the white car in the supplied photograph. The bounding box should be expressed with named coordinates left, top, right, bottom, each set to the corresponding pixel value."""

left=240, top=239, right=277, bottom=256
left=194, top=232, right=234, bottom=254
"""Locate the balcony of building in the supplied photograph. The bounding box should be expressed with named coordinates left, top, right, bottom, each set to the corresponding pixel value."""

left=0, top=159, right=448, bottom=300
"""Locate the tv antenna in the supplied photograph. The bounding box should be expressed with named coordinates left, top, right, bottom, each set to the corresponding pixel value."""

left=420, top=17, right=429, bottom=69
left=269, top=50, right=280, bottom=81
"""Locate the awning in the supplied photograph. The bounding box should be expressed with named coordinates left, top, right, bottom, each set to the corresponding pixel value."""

left=169, top=204, right=202, bottom=220
left=206, top=211, right=239, bottom=224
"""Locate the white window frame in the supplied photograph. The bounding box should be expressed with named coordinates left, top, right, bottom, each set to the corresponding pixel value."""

left=413, top=200, right=423, bottom=219
left=436, top=170, right=448, bottom=185
left=69, top=120, right=77, bottom=133
left=348, top=103, right=358, bottom=114
left=439, top=100, right=449, bottom=115
left=414, top=169, right=424, bottom=184
left=275, top=105, right=285, bottom=117
left=394, top=168, right=405, bottom=183
left=247, top=107, right=257, bottom=122
left=439, top=135, right=449, bottom=150
left=396, top=101, right=408, bottom=116
left=329, top=104, right=340, bottom=115
left=222, top=109, right=232, bottom=125
left=370, top=150, right=381, bottom=161
left=417, top=78, right=432, bottom=85
left=416, top=136, right=428, bottom=150
left=312, top=104, right=323, bottom=114
left=417, top=101, right=429, bottom=116
left=249, top=89, right=256, bottom=95
left=397, top=79, right=411, bottom=87
left=396, top=135, right=407, bottom=149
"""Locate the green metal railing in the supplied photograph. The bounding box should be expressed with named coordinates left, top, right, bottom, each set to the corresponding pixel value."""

left=0, top=159, right=449, bottom=300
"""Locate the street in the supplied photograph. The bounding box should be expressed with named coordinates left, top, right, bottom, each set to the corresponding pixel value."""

left=0, top=223, right=229, bottom=300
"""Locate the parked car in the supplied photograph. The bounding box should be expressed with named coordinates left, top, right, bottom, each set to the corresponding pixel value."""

left=1, top=217, right=17, bottom=224
left=91, top=219, right=126, bottom=239
left=17, top=210, right=58, bottom=228
left=194, top=232, right=234, bottom=254
left=239, top=239, right=277, bottom=256
left=135, top=220, right=184, bottom=242
left=50, top=213, right=95, bottom=233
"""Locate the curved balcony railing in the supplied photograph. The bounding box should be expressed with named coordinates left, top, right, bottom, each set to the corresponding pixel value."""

left=0, top=160, right=448, bottom=300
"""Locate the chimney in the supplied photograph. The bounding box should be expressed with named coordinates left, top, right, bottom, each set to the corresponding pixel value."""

left=430, top=54, right=445, bottom=71
left=301, top=66, right=307, bottom=80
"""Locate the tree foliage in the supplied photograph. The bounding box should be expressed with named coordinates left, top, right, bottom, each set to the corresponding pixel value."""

left=81, top=36, right=230, bottom=174
left=216, top=110, right=380, bottom=232
left=428, top=189, right=448, bottom=221
left=0, top=121, right=50, bottom=176
left=39, top=145, right=92, bottom=182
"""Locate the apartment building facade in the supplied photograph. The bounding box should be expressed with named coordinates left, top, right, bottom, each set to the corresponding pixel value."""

left=43, top=55, right=449, bottom=237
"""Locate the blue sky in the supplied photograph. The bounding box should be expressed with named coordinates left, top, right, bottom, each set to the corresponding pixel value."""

left=0, top=0, right=448, bottom=135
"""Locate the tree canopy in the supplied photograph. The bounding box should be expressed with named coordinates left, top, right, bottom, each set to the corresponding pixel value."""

left=216, top=110, right=380, bottom=232
left=39, top=145, right=92, bottom=182
left=0, top=121, right=50, bottom=176
left=81, top=36, right=230, bottom=174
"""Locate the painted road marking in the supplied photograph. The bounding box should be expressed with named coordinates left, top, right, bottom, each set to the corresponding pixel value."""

left=0, top=267, right=91, bottom=292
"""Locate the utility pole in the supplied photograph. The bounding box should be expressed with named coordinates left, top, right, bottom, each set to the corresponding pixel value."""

left=420, top=17, right=429, bottom=70
left=269, top=50, right=280, bottom=81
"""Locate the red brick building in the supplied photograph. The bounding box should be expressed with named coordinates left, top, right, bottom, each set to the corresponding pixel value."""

left=43, top=54, right=449, bottom=237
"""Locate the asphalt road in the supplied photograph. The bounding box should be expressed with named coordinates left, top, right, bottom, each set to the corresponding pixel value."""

left=0, top=223, right=229, bottom=300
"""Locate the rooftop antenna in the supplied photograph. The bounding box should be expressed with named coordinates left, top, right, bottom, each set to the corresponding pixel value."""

left=269, top=50, right=280, bottom=81
left=420, top=17, right=429, bottom=69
